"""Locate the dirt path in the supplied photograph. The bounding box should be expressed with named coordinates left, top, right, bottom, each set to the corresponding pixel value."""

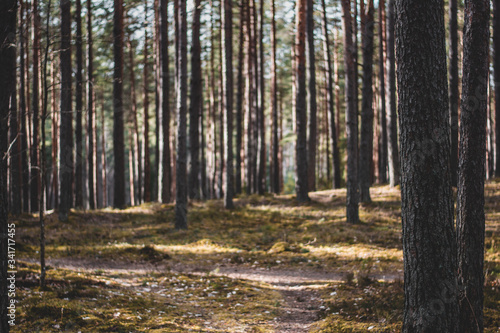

left=25, top=258, right=401, bottom=332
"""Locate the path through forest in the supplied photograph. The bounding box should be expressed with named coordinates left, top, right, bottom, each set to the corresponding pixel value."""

left=34, top=258, right=402, bottom=332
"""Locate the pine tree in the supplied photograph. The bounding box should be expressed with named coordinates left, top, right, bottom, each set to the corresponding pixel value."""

left=306, top=0, right=317, bottom=192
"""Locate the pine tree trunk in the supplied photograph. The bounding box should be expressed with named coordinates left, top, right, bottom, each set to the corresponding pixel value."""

left=257, top=0, right=266, bottom=194
left=341, top=0, right=358, bottom=223
left=251, top=0, right=258, bottom=194
left=87, top=0, right=96, bottom=209
left=31, top=0, right=41, bottom=213
left=159, top=0, right=171, bottom=203
left=271, top=0, right=279, bottom=194
left=378, top=0, right=388, bottom=184
left=59, top=0, right=74, bottom=220
left=20, top=0, right=30, bottom=212
left=246, top=0, right=254, bottom=194
left=127, top=35, right=139, bottom=206
left=449, top=0, right=459, bottom=186
left=189, top=0, right=202, bottom=200
left=457, top=0, right=489, bottom=331
left=295, top=0, right=310, bottom=202
left=101, top=98, right=107, bottom=207
left=396, top=0, right=458, bottom=330
left=306, top=0, right=317, bottom=192
left=236, top=0, right=246, bottom=195
left=51, top=63, right=58, bottom=209
left=218, top=8, right=225, bottom=199
left=75, top=0, right=83, bottom=208
left=0, top=1, right=16, bottom=327
left=175, top=0, right=188, bottom=229
left=9, top=14, right=20, bottom=214
left=494, top=0, right=500, bottom=178
left=223, top=0, right=234, bottom=208
left=321, top=0, right=340, bottom=189
left=359, top=0, right=375, bottom=203
left=143, top=0, right=151, bottom=203
left=386, top=0, right=399, bottom=187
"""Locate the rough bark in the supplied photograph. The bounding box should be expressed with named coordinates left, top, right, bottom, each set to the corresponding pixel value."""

left=175, top=0, right=188, bottom=229
left=295, top=0, right=310, bottom=202
left=59, top=0, right=74, bottom=221
left=0, top=1, right=16, bottom=329
left=246, top=0, right=254, bottom=194
left=87, top=0, right=96, bottom=209
left=359, top=0, right=374, bottom=203
left=9, top=5, right=20, bottom=214
left=341, top=0, right=359, bottom=223
left=223, top=0, right=234, bottom=208
left=75, top=0, right=83, bottom=208
left=395, top=0, right=458, bottom=331
left=386, top=0, right=399, bottom=187
left=189, top=0, right=202, bottom=200
left=494, top=0, right=500, bottom=178
left=378, top=0, right=388, bottom=184
left=271, top=0, right=279, bottom=194
left=306, top=0, right=317, bottom=192
left=159, top=0, right=171, bottom=203
left=236, top=0, right=246, bottom=195
left=321, top=0, right=340, bottom=189
left=449, top=0, right=459, bottom=186
left=457, top=0, right=489, bottom=331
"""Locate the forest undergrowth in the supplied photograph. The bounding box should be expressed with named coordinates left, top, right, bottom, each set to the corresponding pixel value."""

left=12, top=182, right=500, bottom=332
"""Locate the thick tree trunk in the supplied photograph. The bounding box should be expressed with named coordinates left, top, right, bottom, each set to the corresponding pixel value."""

left=295, top=0, right=310, bottom=202
left=59, top=0, right=74, bottom=220
left=189, top=0, right=202, bottom=200
left=457, top=0, right=489, bottom=331
left=341, top=0, right=359, bottom=223
left=321, top=0, right=340, bottom=190
left=159, top=0, right=171, bottom=203
left=175, top=0, right=188, bottom=229
left=87, top=0, right=96, bottom=209
left=494, top=0, right=500, bottom=177
left=236, top=0, right=246, bottom=195
left=378, top=0, right=388, bottom=184
left=449, top=0, right=459, bottom=186
left=395, top=0, right=458, bottom=331
left=359, top=0, right=374, bottom=203
left=306, top=0, right=317, bottom=192
left=0, top=1, right=16, bottom=329
left=75, top=0, right=83, bottom=208
left=246, top=0, right=254, bottom=194
left=223, top=0, right=234, bottom=208
left=386, top=0, right=399, bottom=187
left=271, top=0, right=279, bottom=194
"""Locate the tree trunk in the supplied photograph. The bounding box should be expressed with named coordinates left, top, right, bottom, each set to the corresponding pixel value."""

left=295, top=0, right=309, bottom=202
left=59, top=0, right=73, bottom=221
left=449, top=0, right=459, bottom=186
left=341, top=0, right=358, bottom=223
left=321, top=0, right=340, bottom=189
left=494, top=0, right=500, bottom=178
left=9, top=11, right=20, bottom=214
left=51, top=63, right=58, bottom=209
left=101, top=97, right=107, bottom=207
left=143, top=0, right=151, bottom=203
left=31, top=0, right=41, bottom=213
left=257, top=0, right=266, bottom=194
left=127, top=35, right=139, bottom=206
left=175, top=0, right=188, bottom=229
left=457, top=0, right=489, bottom=331
left=223, top=0, right=234, bottom=208
left=87, top=0, right=96, bottom=209
left=246, top=0, right=254, bottom=194
left=378, top=0, right=388, bottom=184
left=75, top=0, right=83, bottom=208
left=395, top=0, right=458, bottom=331
left=306, top=0, right=317, bottom=192
left=159, top=0, right=171, bottom=203
left=386, top=0, right=399, bottom=187
left=271, top=0, right=279, bottom=194
left=0, top=1, right=16, bottom=328
left=189, top=0, right=202, bottom=200
left=236, top=0, right=247, bottom=195
left=218, top=5, right=225, bottom=199
left=359, top=0, right=375, bottom=203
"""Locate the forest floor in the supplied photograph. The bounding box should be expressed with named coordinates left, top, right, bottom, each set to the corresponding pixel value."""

left=12, top=182, right=500, bottom=332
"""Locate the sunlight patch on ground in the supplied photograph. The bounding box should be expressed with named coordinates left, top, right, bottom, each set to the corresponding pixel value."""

left=307, top=244, right=402, bottom=261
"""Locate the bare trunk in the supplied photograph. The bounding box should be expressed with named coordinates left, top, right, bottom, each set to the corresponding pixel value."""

left=223, top=0, right=234, bottom=208
left=306, top=0, right=317, bottom=192
left=271, top=0, right=279, bottom=194
left=75, top=0, right=83, bottom=208
left=378, top=0, right=388, bottom=184
left=87, top=0, right=96, bottom=209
